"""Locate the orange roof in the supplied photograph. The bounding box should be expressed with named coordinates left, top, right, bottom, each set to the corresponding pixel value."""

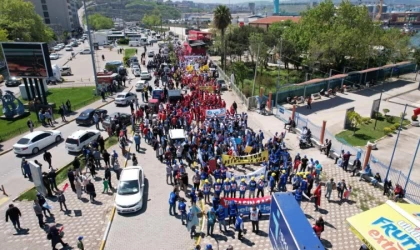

left=249, top=16, right=301, bottom=25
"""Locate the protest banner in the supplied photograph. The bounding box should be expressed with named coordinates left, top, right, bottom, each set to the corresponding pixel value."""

left=199, top=85, right=214, bottom=92
left=226, top=166, right=266, bottom=182
left=244, top=146, right=253, bottom=153
left=222, top=151, right=268, bottom=166
left=220, top=197, right=272, bottom=216
left=205, top=108, right=226, bottom=118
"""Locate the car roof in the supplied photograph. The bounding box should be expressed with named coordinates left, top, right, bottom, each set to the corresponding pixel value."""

left=120, top=166, right=143, bottom=181
left=68, top=130, right=98, bottom=139
left=81, top=108, right=94, bottom=114
left=23, top=130, right=52, bottom=139
left=118, top=92, right=128, bottom=95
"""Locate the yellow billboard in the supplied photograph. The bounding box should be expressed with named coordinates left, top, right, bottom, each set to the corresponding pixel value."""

left=222, top=151, right=268, bottom=166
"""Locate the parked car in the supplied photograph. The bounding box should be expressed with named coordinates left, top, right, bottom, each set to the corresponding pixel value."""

left=53, top=46, right=61, bottom=52
left=65, top=45, right=73, bottom=51
left=148, top=51, right=154, bottom=57
left=115, top=166, right=145, bottom=213
left=65, top=130, right=101, bottom=153
left=217, top=79, right=228, bottom=90
left=115, top=92, right=137, bottom=106
left=135, top=80, right=147, bottom=92
left=80, top=49, right=91, bottom=54
left=76, top=108, right=108, bottom=126
left=131, top=64, right=140, bottom=74
left=6, top=77, right=22, bottom=87
left=102, top=112, right=132, bottom=130
left=13, top=130, right=62, bottom=155
left=49, top=53, right=60, bottom=60
left=60, top=66, right=72, bottom=76
left=140, top=71, right=151, bottom=80
left=133, top=68, right=141, bottom=77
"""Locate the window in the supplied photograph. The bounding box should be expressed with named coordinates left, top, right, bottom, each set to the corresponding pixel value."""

left=42, top=5, right=48, bottom=11
left=79, top=134, right=90, bottom=143
left=41, top=0, right=46, bottom=3
left=43, top=12, right=49, bottom=18
left=45, top=18, right=50, bottom=24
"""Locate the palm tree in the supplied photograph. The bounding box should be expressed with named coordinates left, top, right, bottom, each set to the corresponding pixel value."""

left=213, top=5, right=232, bottom=69
left=347, top=111, right=362, bottom=135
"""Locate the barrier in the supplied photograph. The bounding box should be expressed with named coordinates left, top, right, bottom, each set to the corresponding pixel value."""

left=275, top=105, right=292, bottom=122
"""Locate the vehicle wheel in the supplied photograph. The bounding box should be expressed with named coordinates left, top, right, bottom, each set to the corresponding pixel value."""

left=90, top=120, right=94, bottom=125
left=32, top=147, right=39, bottom=154
left=55, top=135, right=62, bottom=142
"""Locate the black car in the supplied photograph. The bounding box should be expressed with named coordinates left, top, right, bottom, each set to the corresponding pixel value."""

left=5, top=77, right=22, bottom=87
left=75, top=108, right=108, bottom=126
left=102, top=112, right=131, bottom=130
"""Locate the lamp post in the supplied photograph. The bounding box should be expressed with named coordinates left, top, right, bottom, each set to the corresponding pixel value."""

left=82, top=0, right=99, bottom=95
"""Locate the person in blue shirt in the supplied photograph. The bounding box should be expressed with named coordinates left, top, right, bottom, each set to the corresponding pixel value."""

left=278, top=170, right=288, bottom=192
left=300, top=176, right=308, bottom=196
left=292, top=172, right=302, bottom=190
left=239, top=179, right=247, bottom=198
left=190, top=188, right=197, bottom=205
left=257, top=175, right=265, bottom=197
left=212, top=194, right=220, bottom=210
left=213, top=167, right=221, bottom=180
left=230, top=177, right=238, bottom=198
left=269, top=173, right=276, bottom=195
left=235, top=214, right=244, bottom=240
left=213, top=179, right=222, bottom=197
left=249, top=177, right=257, bottom=198
left=168, top=188, right=178, bottom=215
left=133, top=133, right=141, bottom=152
left=292, top=187, right=310, bottom=206
left=216, top=204, right=227, bottom=232
left=200, top=169, right=208, bottom=181
left=228, top=200, right=238, bottom=227
left=223, top=178, right=231, bottom=198
left=203, top=179, right=211, bottom=204
left=178, top=198, right=187, bottom=224
left=221, top=166, right=227, bottom=180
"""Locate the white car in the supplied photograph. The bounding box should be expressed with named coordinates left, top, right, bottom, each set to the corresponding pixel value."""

left=133, top=68, right=141, bottom=77
left=13, top=130, right=62, bottom=155
left=80, top=49, right=91, bottom=54
left=140, top=71, right=151, bottom=80
left=65, top=45, right=73, bottom=51
left=115, top=92, right=137, bottom=106
left=53, top=46, right=61, bottom=52
left=135, top=80, right=147, bottom=92
left=49, top=53, right=60, bottom=60
left=131, top=64, right=140, bottom=74
left=115, top=166, right=145, bottom=213
left=65, top=130, right=100, bottom=153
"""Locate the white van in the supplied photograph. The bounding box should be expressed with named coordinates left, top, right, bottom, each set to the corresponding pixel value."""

left=151, top=31, right=156, bottom=36
left=156, top=34, right=161, bottom=41
left=139, top=37, right=148, bottom=46
left=129, top=41, right=140, bottom=47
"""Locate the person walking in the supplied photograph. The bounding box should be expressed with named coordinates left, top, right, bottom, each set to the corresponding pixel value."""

left=306, top=96, right=312, bottom=109
left=58, top=106, right=67, bottom=122
left=228, top=200, right=238, bottom=228
left=235, top=214, right=244, bottom=240
left=86, top=180, right=96, bottom=203
left=36, top=193, right=53, bottom=217
left=102, top=150, right=110, bottom=168
left=73, top=157, right=81, bottom=175
left=42, top=172, right=54, bottom=197
left=77, top=236, right=85, bottom=250
left=57, top=191, right=68, bottom=212
left=22, top=159, right=32, bottom=181
left=5, top=204, right=22, bottom=232
left=104, top=167, right=114, bottom=189
left=93, top=149, right=101, bottom=169
left=337, top=179, right=347, bottom=201
left=178, top=198, right=187, bottom=225
left=68, top=169, right=76, bottom=192
left=249, top=177, right=257, bottom=198
left=43, top=150, right=53, bottom=169
left=169, top=188, right=178, bottom=215
left=257, top=175, right=265, bottom=197
left=313, top=219, right=324, bottom=240
left=325, top=178, right=335, bottom=202
left=134, top=133, right=141, bottom=152
left=250, top=205, right=261, bottom=233
left=75, top=178, right=82, bottom=199
left=313, top=183, right=322, bottom=211
left=33, top=200, right=45, bottom=228
left=48, top=168, right=59, bottom=192
left=47, top=225, right=68, bottom=250
left=216, top=204, right=227, bottom=232
left=206, top=207, right=216, bottom=237
left=166, top=164, right=173, bottom=185
left=27, top=118, right=34, bottom=132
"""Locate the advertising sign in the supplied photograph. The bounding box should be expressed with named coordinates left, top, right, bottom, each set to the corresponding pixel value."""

left=370, top=99, right=380, bottom=118
left=220, top=197, right=271, bottom=217
left=206, top=108, right=226, bottom=118
left=1, top=42, right=52, bottom=78
left=222, top=151, right=269, bottom=166
left=269, top=193, right=325, bottom=250
left=226, top=166, right=266, bottom=182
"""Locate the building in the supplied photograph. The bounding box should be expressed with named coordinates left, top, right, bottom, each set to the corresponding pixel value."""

left=249, top=16, right=301, bottom=31
left=27, top=0, right=80, bottom=33
left=249, top=3, right=256, bottom=15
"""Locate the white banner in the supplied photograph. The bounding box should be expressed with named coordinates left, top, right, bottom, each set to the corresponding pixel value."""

left=226, top=166, right=266, bottom=183
left=205, top=108, right=226, bottom=118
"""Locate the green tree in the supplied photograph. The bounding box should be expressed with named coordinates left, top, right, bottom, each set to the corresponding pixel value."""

left=84, top=13, right=114, bottom=30
left=0, top=29, right=8, bottom=41
left=413, top=48, right=420, bottom=68
left=347, top=111, right=362, bottom=135
left=0, top=0, right=54, bottom=42
left=213, top=5, right=232, bottom=69
left=232, top=61, right=248, bottom=90
left=142, top=9, right=161, bottom=28
left=249, top=33, right=269, bottom=71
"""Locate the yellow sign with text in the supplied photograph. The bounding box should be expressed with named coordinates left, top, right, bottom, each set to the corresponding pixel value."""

left=222, top=151, right=268, bottom=166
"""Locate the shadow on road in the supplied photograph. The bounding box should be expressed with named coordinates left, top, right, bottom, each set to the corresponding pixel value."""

left=296, top=96, right=354, bottom=116
left=354, top=80, right=414, bottom=97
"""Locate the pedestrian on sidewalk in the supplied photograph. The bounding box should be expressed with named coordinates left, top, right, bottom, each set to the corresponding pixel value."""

left=104, top=167, right=114, bottom=189
left=75, top=178, right=82, bottom=199
left=228, top=200, right=238, bottom=227
left=216, top=204, right=227, bottom=232
left=111, top=150, right=118, bottom=167
left=57, top=191, right=68, bottom=212
left=102, top=177, right=109, bottom=194
left=178, top=198, right=187, bottom=225
left=206, top=207, right=216, bottom=237
left=27, top=118, right=34, bottom=132
left=58, top=106, right=67, bottom=122
left=36, top=193, right=53, bottom=217
left=93, top=149, right=102, bottom=169
left=102, top=150, right=110, bottom=167
left=33, top=200, right=45, bottom=228
left=250, top=205, right=261, bottom=233
left=43, top=150, right=53, bottom=169
left=86, top=180, right=96, bottom=203
left=22, top=159, right=32, bottom=181
left=42, top=172, right=54, bottom=197
left=5, top=204, right=22, bottom=232
left=306, top=96, right=312, bottom=109
left=325, top=178, right=335, bottom=202
left=132, top=153, right=138, bottom=166
left=48, top=168, right=60, bottom=192
left=68, top=169, right=76, bottom=192
left=187, top=203, right=201, bottom=238
left=235, top=214, right=244, bottom=240
left=313, top=183, right=322, bottom=211
left=94, top=113, right=100, bottom=130
left=166, top=164, right=173, bottom=185
left=169, top=188, right=178, bottom=215
left=134, top=132, right=141, bottom=152
left=47, top=225, right=68, bottom=250
left=73, top=157, right=81, bottom=175
left=88, top=159, right=96, bottom=178
left=77, top=236, right=84, bottom=250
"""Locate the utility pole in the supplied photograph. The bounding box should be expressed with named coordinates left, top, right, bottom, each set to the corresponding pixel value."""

left=251, top=44, right=260, bottom=97
left=82, top=0, right=99, bottom=95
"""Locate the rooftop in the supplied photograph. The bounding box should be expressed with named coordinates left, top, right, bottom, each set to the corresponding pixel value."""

left=249, top=16, right=301, bottom=25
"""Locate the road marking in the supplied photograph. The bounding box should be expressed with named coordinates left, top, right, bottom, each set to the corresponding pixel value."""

left=0, top=197, right=9, bottom=206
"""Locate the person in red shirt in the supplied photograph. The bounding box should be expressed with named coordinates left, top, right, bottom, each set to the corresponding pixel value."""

left=313, top=221, right=323, bottom=239
left=313, top=184, right=322, bottom=211
left=171, top=116, right=177, bottom=128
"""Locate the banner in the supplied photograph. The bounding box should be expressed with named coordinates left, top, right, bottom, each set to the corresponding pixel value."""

left=205, top=108, right=226, bottom=118
left=199, top=85, right=214, bottom=92
left=244, top=146, right=252, bottom=153
left=226, top=166, right=266, bottom=182
left=222, top=151, right=268, bottom=166
left=220, top=197, right=271, bottom=217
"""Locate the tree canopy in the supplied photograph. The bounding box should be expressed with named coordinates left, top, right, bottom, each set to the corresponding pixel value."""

left=213, top=5, right=232, bottom=68
left=142, top=8, right=161, bottom=28
left=0, top=0, right=54, bottom=42
left=84, top=13, right=114, bottom=30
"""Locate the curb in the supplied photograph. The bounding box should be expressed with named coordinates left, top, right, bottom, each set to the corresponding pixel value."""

left=99, top=133, right=133, bottom=250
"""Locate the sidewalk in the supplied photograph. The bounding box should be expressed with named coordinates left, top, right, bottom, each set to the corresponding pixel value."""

left=0, top=142, right=131, bottom=250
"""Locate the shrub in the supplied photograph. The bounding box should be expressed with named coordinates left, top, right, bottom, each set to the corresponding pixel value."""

left=386, top=116, right=395, bottom=123
left=117, top=38, right=129, bottom=45
left=383, top=108, right=390, bottom=116
left=361, top=117, right=371, bottom=124
left=383, top=127, right=392, bottom=135
left=375, top=112, right=384, bottom=119
left=391, top=124, right=399, bottom=131
left=412, top=115, right=418, bottom=121
left=394, top=122, right=402, bottom=130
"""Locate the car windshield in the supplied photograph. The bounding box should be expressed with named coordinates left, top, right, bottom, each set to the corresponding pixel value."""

left=17, top=138, right=30, bottom=144
left=79, top=112, right=90, bottom=117
left=117, top=180, right=139, bottom=195
left=117, top=94, right=125, bottom=98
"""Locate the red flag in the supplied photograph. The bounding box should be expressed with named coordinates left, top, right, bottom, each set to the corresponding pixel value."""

left=63, top=183, right=69, bottom=192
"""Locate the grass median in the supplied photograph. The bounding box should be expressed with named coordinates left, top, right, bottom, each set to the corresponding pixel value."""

left=0, top=87, right=101, bottom=142
left=17, top=136, right=119, bottom=201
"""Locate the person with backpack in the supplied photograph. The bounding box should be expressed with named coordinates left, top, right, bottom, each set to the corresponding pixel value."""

left=235, top=214, right=244, bottom=240
left=206, top=207, right=216, bottom=236
left=228, top=200, right=238, bottom=227
left=325, top=178, right=335, bottom=202
left=178, top=198, right=187, bottom=225
left=216, top=204, right=227, bottom=232
left=169, top=188, right=178, bottom=216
